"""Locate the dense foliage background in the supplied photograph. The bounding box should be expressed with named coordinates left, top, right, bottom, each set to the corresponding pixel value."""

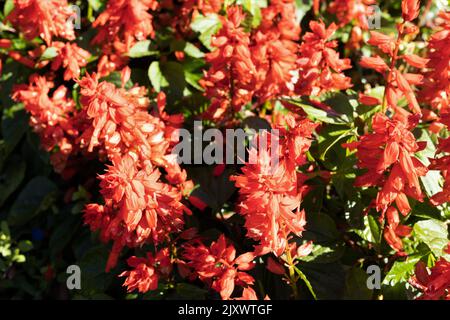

left=0, top=0, right=449, bottom=300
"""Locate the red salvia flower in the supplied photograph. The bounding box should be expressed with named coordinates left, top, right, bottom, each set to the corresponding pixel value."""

left=7, top=0, right=75, bottom=45
left=402, top=0, right=420, bottom=22
left=344, top=113, right=427, bottom=252
left=410, top=258, right=450, bottom=300
left=295, top=20, right=352, bottom=96
left=420, top=12, right=450, bottom=112
left=328, top=0, right=377, bottom=30
left=92, top=0, right=159, bottom=54
left=200, top=6, right=257, bottom=120
left=51, top=42, right=91, bottom=80
left=360, top=1, right=424, bottom=117
left=12, top=75, right=86, bottom=174
left=429, top=112, right=450, bottom=205
left=181, top=235, right=255, bottom=300
left=120, top=248, right=172, bottom=293
left=232, top=114, right=316, bottom=256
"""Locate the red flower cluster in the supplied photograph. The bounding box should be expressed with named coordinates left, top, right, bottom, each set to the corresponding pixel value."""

left=120, top=248, right=172, bottom=293
left=328, top=0, right=377, bottom=48
left=180, top=235, right=255, bottom=300
left=420, top=12, right=450, bottom=113
left=360, top=2, right=424, bottom=119
left=7, top=0, right=75, bottom=45
left=328, top=0, right=377, bottom=29
left=200, top=6, right=256, bottom=120
left=92, top=0, right=159, bottom=77
left=430, top=112, right=450, bottom=205
left=4, top=0, right=450, bottom=301
left=201, top=4, right=351, bottom=120
left=78, top=71, right=190, bottom=271
left=344, top=114, right=427, bottom=252
left=12, top=75, right=87, bottom=176
left=232, top=113, right=316, bottom=256
left=410, top=256, right=450, bottom=300
left=92, top=0, right=158, bottom=53
left=51, top=42, right=91, bottom=81
left=296, top=20, right=352, bottom=95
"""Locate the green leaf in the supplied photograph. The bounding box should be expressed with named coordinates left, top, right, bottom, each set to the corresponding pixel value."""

left=416, top=129, right=442, bottom=198
left=88, top=0, right=105, bottom=11
left=160, top=61, right=187, bottom=100
left=39, top=47, right=59, bottom=61
left=383, top=255, right=421, bottom=286
left=0, top=158, right=26, bottom=207
left=2, top=108, right=28, bottom=157
left=3, top=0, right=14, bottom=17
left=191, top=14, right=222, bottom=50
left=148, top=61, right=168, bottom=92
left=188, top=166, right=237, bottom=213
left=78, top=245, right=114, bottom=293
left=128, top=40, right=159, bottom=58
left=303, top=213, right=339, bottom=243
left=0, top=221, right=10, bottom=237
left=49, top=214, right=80, bottom=258
left=174, top=283, right=207, bottom=300
left=317, top=125, right=356, bottom=160
left=297, top=243, right=344, bottom=264
left=322, top=92, right=357, bottom=122
left=294, top=266, right=317, bottom=300
left=237, top=0, right=267, bottom=27
left=184, top=70, right=203, bottom=91
left=299, top=262, right=346, bottom=299
left=184, top=42, right=205, bottom=58
left=353, top=214, right=382, bottom=245
left=413, top=219, right=449, bottom=257
left=294, top=0, right=313, bottom=22
left=344, top=267, right=373, bottom=300
left=285, top=99, right=352, bottom=125
left=100, top=71, right=133, bottom=89
left=8, top=176, right=57, bottom=226
left=17, top=240, right=33, bottom=252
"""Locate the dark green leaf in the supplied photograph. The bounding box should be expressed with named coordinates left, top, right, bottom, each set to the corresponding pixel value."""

left=8, top=176, right=57, bottom=226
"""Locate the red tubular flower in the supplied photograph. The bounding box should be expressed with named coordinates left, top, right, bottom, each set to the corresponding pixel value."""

left=12, top=75, right=86, bottom=174
left=345, top=113, right=427, bottom=252
left=410, top=258, right=450, bottom=300
left=92, top=0, right=158, bottom=54
left=295, top=20, right=352, bottom=96
left=78, top=72, right=185, bottom=175
left=120, top=248, right=172, bottom=293
left=200, top=6, right=257, bottom=120
left=78, top=73, right=191, bottom=271
left=51, top=42, right=91, bottom=80
left=231, top=114, right=316, bottom=256
left=350, top=113, right=427, bottom=214
left=383, top=206, right=412, bottom=252
left=6, top=0, right=75, bottom=45
left=430, top=112, right=450, bottom=205
left=402, top=0, right=420, bottom=22
left=181, top=235, right=255, bottom=300
left=360, top=5, right=425, bottom=117
left=84, top=154, right=189, bottom=271
left=420, top=12, right=450, bottom=112
left=328, top=0, right=377, bottom=30
left=251, top=0, right=300, bottom=102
